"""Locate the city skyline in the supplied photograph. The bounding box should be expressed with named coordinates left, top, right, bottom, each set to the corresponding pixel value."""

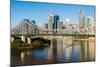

left=11, top=0, right=95, bottom=28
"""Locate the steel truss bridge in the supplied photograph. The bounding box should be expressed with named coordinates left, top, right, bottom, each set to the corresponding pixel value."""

left=11, top=19, right=95, bottom=37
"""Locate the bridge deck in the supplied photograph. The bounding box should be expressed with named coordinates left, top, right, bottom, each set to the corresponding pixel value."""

left=11, top=34, right=95, bottom=37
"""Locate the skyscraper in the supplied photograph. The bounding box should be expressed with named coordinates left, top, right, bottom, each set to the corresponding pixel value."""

left=79, top=10, right=84, bottom=28
left=57, top=20, right=63, bottom=34
left=66, top=18, right=70, bottom=29
left=87, top=17, right=95, bottom=34
left=44, top=23, right=48, bottom=33
left=53, top=15, right=60, bottom=30
left=83, top=17, right=86, bottom=28
left=87, top=17, right=95, bottom=28
left=48, top=14, right=53, bottom=34
left=45, top=23, right=48, bottom=29
left=80, top=17, right=88, bottom=34
left=57, top=20, right=63, bottom=29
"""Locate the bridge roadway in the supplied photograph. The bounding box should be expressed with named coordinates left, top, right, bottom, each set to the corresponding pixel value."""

left=11, top=34, right=95, bottom=37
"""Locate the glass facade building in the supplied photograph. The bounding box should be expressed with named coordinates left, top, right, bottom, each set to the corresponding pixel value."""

left=53, top=15, right=60, bottom=29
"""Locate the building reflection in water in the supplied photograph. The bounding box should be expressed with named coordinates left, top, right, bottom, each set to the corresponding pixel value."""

left=47, top=38, right=53, bottom=60
left=64, top=36, right=73, bottom=59
left=79, top=38, right=95, bottom=61
left=47, top=36, right=95, bottom=62
left=88, top=37, right=95, bottom=61
left=52, top=38, right=58, bottom=62
left=20, top=52, right=25, bottom=63
left=27, top=50, right=30, bottom=56
left=11, top=36, right=95, bottom=66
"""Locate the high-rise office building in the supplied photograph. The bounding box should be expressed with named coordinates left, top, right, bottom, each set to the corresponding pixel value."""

left=48, top=14, right=52, bottom=29
left=57, top=20, right=63, bottom=34
left=87, top=17, right=95, bottom=34
left=83, top=17, right=86, bottom=28
left=79, top=10, right=84, bottom=28
left=48, top=14, right=53, bottom=34
left=66, top=19, right=70, bottom=29
left=80, top=17, right=88, bottom=34
left=57, top=20, right=63, bottom=29
left=45, top=23, right=48, bottom=29
left=53, top=15, right=60, bottom=29
left=44, top=23, right=48, bottom=33
left=87, top=17, right=95, bottom=28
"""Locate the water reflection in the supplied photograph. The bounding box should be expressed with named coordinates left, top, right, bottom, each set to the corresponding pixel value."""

left=33, top=49, right=47, bottom=59
left=88, top=38, right=95, bottom=60
left=11, top=37, right=95, bottom=66
left=20, top=52, right=25, bottom=63
left=46, top=40, right=53, bottom=60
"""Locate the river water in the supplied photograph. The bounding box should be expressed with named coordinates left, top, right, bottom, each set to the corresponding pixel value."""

left=11, top=37, right=95, bottom=66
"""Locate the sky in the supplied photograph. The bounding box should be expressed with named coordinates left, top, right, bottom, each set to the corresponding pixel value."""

left=11, top=0, right=95, bottom=28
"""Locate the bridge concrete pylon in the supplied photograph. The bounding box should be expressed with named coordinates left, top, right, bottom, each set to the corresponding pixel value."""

left=21, top=36, right=26, bottom=42
left=27, top=37, right=31, bottom=44
left=11, top=37, right=14, bottom=42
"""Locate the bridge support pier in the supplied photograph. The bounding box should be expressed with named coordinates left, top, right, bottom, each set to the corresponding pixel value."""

left=11, top=37, right=14, bottom=42
left=27, top=37, right=31, bottom=44
left=21, top=36, right=26, bottom=42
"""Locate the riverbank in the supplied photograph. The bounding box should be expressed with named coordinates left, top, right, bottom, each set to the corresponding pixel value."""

left=11, top=37, right=51, bottom=49
left=11, top=44, right=50, bottom=50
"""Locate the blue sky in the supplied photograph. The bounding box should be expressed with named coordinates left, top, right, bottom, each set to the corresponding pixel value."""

left=11, top=0, right=95, bottom=28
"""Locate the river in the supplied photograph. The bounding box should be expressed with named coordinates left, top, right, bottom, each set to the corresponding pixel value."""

left=11, top=37, right=95, bottom=66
